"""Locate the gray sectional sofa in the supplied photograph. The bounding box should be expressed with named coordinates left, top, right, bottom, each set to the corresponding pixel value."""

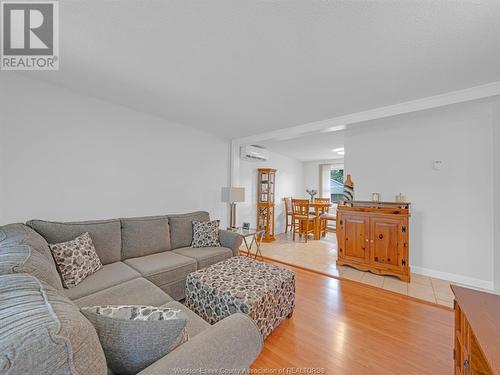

left=0, top=211, right=263, bottom=374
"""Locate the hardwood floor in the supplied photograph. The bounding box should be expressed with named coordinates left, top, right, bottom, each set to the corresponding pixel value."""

left=252, top=261, right=453, bottom=374
left=258, top=233, right=455, bottom=307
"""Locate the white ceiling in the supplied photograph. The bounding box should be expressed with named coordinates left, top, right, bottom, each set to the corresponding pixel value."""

left=24, top=0, right=500, bottom=139
left=260, top=130, right=345, bottom=162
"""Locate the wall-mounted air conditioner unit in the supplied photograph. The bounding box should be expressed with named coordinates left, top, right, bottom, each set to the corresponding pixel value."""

left=240, top=145, right=269, bottom=161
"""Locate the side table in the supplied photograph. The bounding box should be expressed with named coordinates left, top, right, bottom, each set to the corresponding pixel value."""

left=228, top=228, right=265, bottom=259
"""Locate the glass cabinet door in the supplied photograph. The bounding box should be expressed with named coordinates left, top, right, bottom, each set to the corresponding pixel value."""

left=261, top=172, right=268, bottom=190
left=269, top=173, right=275, bottom=203
left=260, top=171, right=269, bottom=202
left=258, top=207, right=267, bottom=230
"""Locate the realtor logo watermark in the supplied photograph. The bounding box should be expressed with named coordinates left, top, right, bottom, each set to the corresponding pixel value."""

left=1, top=0, right=59, bottom=70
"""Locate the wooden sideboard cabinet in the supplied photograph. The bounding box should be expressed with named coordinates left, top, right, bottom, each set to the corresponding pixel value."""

left=336, top=201, right=410, bottom=282
left=452, top=285, right=499, bottom=375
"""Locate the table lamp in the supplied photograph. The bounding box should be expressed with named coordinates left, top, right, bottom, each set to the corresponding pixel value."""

left=221, top=187, right=245, bottom=229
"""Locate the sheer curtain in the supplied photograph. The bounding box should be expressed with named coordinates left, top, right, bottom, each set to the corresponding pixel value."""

left=319, top=164, right=332, bottom=198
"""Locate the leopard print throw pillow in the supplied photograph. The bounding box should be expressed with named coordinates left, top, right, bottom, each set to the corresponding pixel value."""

left=82, top=305, right=187, bottom=322
left=191, top=220, right=221, bottom=248
left=49, top=232, right=102, bottom=288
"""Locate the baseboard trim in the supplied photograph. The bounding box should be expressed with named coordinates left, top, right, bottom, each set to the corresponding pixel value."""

left=411, top=266, right=494, bottom=291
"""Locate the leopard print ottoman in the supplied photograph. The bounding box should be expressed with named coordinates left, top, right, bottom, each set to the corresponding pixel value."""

left=185, top=256, right=295, bottom=339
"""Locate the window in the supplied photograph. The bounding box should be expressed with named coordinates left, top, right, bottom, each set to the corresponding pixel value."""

left=330, top=168, right=344, bottom=203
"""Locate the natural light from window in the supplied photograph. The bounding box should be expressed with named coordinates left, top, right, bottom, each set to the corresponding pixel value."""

left=330, top=167, right=344, bottom=203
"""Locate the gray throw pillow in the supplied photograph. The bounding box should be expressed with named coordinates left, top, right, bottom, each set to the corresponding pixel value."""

left=81, top=305, right=188, bottom=375
left=49, top=232, right=102, bottom=288
left=191, top=220, right=221, bottom=248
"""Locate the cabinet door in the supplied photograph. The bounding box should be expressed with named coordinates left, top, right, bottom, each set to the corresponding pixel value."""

left=369, top=217, right=404, bottom=270
left=342, top=214, right=370, bottom=263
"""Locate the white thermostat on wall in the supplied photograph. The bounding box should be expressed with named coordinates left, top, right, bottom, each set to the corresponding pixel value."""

left=432, top=160, right=444, bottom=170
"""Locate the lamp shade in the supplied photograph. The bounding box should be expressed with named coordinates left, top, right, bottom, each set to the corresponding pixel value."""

left=221, top=187, right=245, bottom=203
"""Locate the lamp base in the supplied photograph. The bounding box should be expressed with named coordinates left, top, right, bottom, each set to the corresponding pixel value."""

left=229, top=202, right=237, bottom=229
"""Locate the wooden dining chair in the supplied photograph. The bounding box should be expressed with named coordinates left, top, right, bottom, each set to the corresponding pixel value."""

left=320, top=212, right=336, bottom=235
left=284, top=197, right=293, bottom=233
left=314, top=197, right=331, bottom=237
left=291, top=199, right=315, bottom=242
left=314, top=197, right=331, bottom=204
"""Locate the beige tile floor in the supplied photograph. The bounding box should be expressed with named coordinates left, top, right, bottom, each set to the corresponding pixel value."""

left=249, top=232, right=456, bottom=308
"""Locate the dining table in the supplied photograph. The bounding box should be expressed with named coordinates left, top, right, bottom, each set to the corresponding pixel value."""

left=308, top=201, right=332, bottom=240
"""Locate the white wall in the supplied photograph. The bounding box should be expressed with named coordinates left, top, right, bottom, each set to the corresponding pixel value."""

left=0, top=74, right=229, bottom=225
left=237, top=151, right=304, bottom=234
left=493, top=97, right=500, bottom=292
left=345, top=99, right=495, bottom=289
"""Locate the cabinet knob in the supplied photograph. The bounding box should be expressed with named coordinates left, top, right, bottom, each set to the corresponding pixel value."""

left=365, top=239, right=369, bottom=242
left=371, top=240, right=374, bottom=243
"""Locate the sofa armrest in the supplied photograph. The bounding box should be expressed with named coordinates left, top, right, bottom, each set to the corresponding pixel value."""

left=219, top=229, right=243, bottom=256
left=138, top=313, right=263, bottom=375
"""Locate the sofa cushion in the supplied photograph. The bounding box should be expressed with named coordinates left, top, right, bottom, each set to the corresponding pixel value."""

left=120, top=216, right=171, bottom=259
left=0, top=244, right=65, bottom=291
left=72, top=278, right=172, bottom=308
left=137, top=314, right=263, bottom=375
left=0, top=223, right=63, bottom=290
left=49, top=232, right=103, bottom=288
left=172, top=246, right=233, bottom=269
left=64, top=261, right=140, bottom=301
left=161, top=300, right=210, bottom=338
left=0, top=274, right=107, bottom=375
left=168, top=211, right=210, bottom=249
left=0, top=223, right=51, bottom=256
left=27, top=218, right=122, bottom=265
left=81, top=305, right=188, bottom=375
left=124, top=252, right=197, bottom=288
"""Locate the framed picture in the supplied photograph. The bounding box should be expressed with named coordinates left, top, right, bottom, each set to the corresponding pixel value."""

left=242, top=222, right=250, bottom=230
